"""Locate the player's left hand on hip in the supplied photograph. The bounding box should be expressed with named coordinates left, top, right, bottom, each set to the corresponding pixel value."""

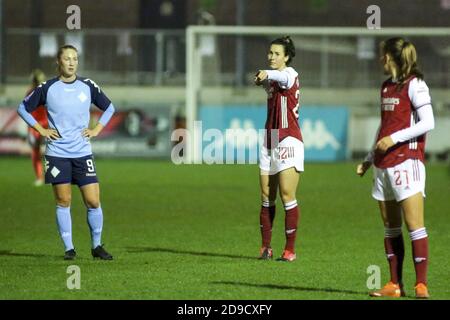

left=82, top=128, right=98, bottom=139
left=375, top=136, right=395, bottom=153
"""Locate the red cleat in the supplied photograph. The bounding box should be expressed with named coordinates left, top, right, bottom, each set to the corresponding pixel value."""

left=277, top=249, right=296, bottom=262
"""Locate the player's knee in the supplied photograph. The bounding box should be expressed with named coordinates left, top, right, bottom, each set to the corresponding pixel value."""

left=260, top=187, right=270, bottom=200
left=85, top=199, right=100, bottom=209
left=56, top=197, right=71, bottom=207
left=280, top=191, right=295, bottom=204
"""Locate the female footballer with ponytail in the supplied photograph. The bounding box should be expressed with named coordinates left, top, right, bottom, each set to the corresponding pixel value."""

left=357, top=38, right=435, bottom=298
left=255, top=36, right=303, bottom=262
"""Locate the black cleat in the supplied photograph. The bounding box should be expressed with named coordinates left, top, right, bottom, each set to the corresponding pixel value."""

left=64, top=249, right=76, bottom=260
left=91, top=245, right=113, bottom=260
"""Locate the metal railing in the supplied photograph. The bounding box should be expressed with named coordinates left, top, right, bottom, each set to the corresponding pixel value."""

left=3, top=27, right=450, bottom=89
left=4, top=28, right=186, bottom=85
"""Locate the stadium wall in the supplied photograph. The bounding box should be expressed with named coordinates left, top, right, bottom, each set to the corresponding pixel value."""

left=1, top=85, right=449, bottom=159
left=3, top=85, right=450, bottom=113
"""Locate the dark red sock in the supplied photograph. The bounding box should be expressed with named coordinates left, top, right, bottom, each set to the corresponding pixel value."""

left=384, top=235, right=404, bottom=284
left=31, top=148, right=43, bottom=180
left=412, top=237, right=428, bottom=285
left=284, top=202, right=299, bottom=252
left=260, top=205, right=275, bottom=248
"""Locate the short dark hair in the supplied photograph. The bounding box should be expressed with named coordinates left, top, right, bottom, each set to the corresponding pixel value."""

left=270, top=36, right=296, bottom=65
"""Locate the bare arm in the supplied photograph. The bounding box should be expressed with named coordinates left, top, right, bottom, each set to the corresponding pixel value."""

left=356, top=123, right=380, bottom=177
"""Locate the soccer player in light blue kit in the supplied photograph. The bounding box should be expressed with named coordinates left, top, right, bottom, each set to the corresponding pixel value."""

left=17, top=45, right=115, bottom=260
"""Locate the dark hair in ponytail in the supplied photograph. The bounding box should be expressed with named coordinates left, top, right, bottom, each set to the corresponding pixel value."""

left=271, top=36, right=296, bottom=65
left=380, top=37, right=424, bottom=84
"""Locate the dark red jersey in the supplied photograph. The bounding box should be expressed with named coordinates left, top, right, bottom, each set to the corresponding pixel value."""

left=265, top=68, right=302, bottom=149
left=374, top=76, right=427, bottom=168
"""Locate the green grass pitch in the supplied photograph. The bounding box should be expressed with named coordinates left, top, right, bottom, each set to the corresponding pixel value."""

left=0, top=157, right=449, bottom=299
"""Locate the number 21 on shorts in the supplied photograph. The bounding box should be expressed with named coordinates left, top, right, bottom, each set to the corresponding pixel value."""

left=394, top=170, right=409, bottom=186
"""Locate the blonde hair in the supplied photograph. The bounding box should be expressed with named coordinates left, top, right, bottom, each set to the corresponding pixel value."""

left=380, top=37, right=423, bottom=85
left=30, top=69, right=46, bottom=87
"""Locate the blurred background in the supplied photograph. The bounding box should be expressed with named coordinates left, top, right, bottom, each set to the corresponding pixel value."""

left=0, top=0, right=449, bottom=161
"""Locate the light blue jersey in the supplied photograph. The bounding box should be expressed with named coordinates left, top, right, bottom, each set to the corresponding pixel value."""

left=18, top=76, right=115, bottom=158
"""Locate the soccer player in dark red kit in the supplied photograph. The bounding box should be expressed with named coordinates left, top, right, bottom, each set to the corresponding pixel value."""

left=254, top=36, right=303, bottom=262
left=26, top=69, right=48, bottom=186
left=357, top=37, right=434, bottom=299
